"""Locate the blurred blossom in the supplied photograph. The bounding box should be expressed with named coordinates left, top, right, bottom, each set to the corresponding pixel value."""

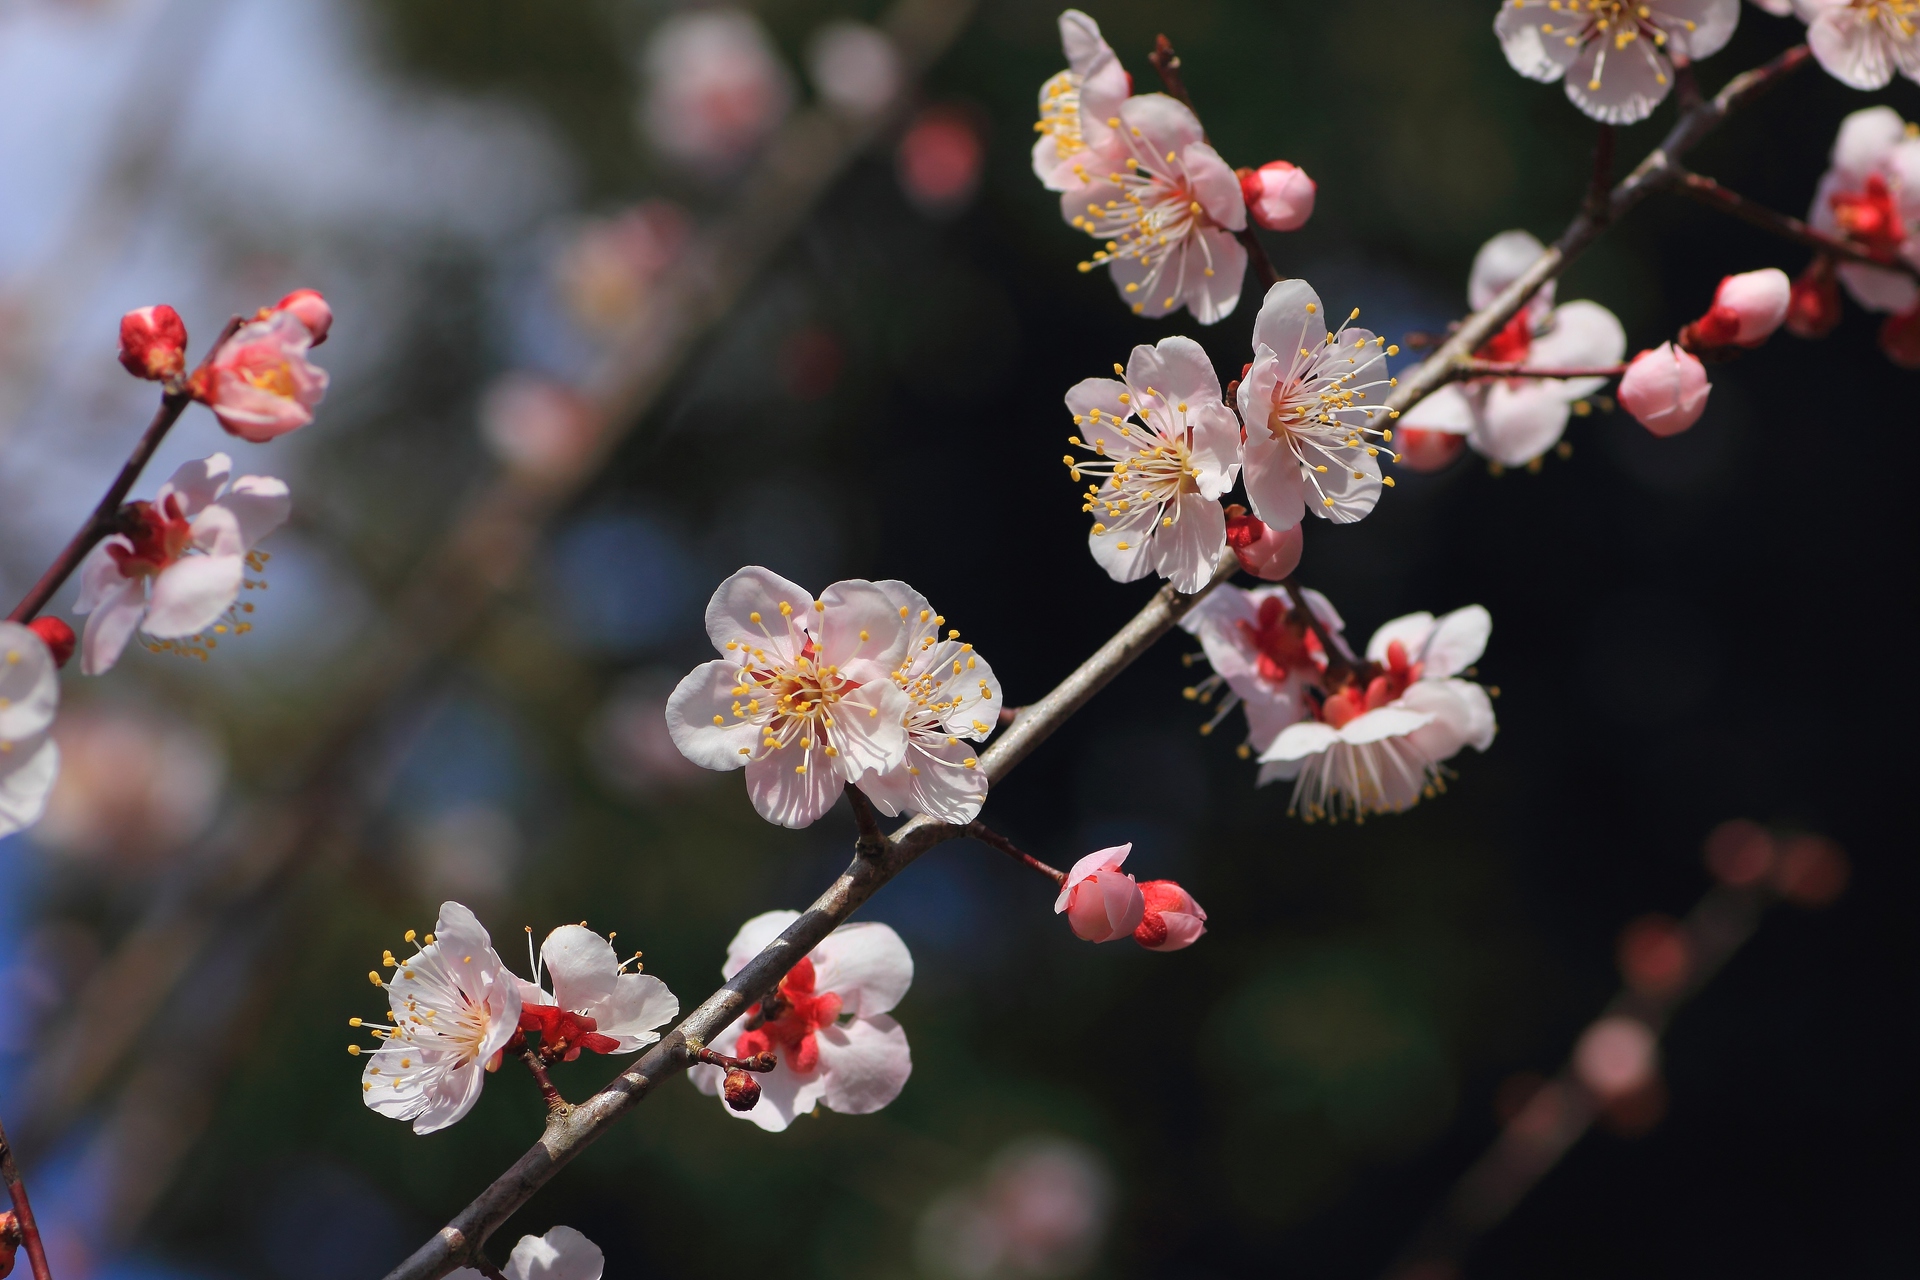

left=1771, top=833, right=1849, bottom=906
left=478, top=374, right=600, bottom=481
left=897, top=106, right=985, bottom=216
left=402, top=805, right=521, bottom=901
left=639, top=10, right=794, bottom=174
left=915, top=1137, right=1114, bottom=1280
left=586, top=670, right=710, bottom=799
left=1618, top=343, right=1711, bottom=437
left=1704, top=817, right=1775, bottom=886
left=36, top=704, right=223, bottom=869
left=1810, top=106, right=1920, bottom=315
left=1617, top=914, right=1691, bottom=997
left=1573, top=1015, right=1658, bottom=1100
left=553, top=202, right=691, bottom=333
left=806, top=21, right=901, bottom=117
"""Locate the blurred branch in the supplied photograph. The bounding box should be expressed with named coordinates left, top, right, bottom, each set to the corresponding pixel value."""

left=1386, top=44, right=1811, bottom=420
left=0, top=1114, right=53, bottom=1280
left=381, top=553, right=1240, bottom=1280
left=1449, top=360, right=1627, bottom=382
left=1672, top=169, right=1920, bottom=279
left=964, top=821, right=1066, bottom=886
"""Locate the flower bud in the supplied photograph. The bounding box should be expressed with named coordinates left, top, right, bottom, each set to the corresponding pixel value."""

left=1223, top=506, right=1303, bottom=581
left=274, top=288, right=332, bottom=345
left=1784, top=255, right=1842, bottom=340
left=1878, top=304, right=1920, bottom=370
left=117, top=304, right=188, bottom=381
left=0, top=1209, right=19, bottom=1279
left=1133, top=879, right=1208, bottom=951
left=1054, top=844, right=1145, bottom=943
left=1680, top=268, right=1790, bottom=351
left=1237, top=161, right=1315, bottom=232
left=27, top=617, right=74, bottom=668
left=1617, top=343, right=1710, bottom=437
left=1394, top=426, right=1466, bottom=473
left=722, top=1067, right=762, bottom=1111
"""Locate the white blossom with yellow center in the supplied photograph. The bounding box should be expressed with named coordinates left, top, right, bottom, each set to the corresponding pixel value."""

left=1494, top=0, right=1741, bottom=124
left=1031, top=9, right=1130, bottom=193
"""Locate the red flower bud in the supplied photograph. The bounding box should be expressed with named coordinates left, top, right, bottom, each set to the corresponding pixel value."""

left=1223, top=507, right=1303, bottom=580
left=274, top=288, right=332, bottom=345
left=1679, top=268, right=1790, bottom=353
left=1878, top=304, right=1920, bottom=370
left=1393, top=426, right=1466, bottom=473
left=722, top=1068, right=762, bottom=1111
left=117, top=304, right=188, bottom=381
left=1133, top=879, right=1207, bottom=951
left=1784, top=255, right=1842, bottom=340
left=27, top=617, right=74, bottom=668
left=1237, top=160, right=1315, bottom=232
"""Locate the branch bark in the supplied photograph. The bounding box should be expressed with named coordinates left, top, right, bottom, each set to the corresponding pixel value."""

left=965, top=821, right=1066, bottom=885
left=0, top=1114, right=53, bottom=1280
left=1672, top=168, right=1920, bottom=279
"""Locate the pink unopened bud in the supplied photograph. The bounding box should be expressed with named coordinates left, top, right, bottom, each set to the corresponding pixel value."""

left=1617, top=343, right=1710, bottom=437
left=1133, top=879, right=1207, bottom=951
left=27, top=617, right=75, bottom=668
left=1394, top=426, right=1466, bottom=473
left=1681, top=268, right=1790, bottom=351
left=1054, top=844, right=1144, bottom=943
left=1878, top=304, right=1920, bottom=370
left=1237, top=160, right=1315, bottom=232
left=274, top=288, right=332, bottom=345
left=1223, top=506, right=1303, bottom=580
left=722, top=1067, right=762, bottom=1111
left=117, top=305, right=188, bottom=381
left=1785, top=255, right=1842, bottom=340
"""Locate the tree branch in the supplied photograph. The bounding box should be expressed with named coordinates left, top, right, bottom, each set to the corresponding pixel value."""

left=0, top=1114, right=53, bottom=1280
left=1453, top=360, right=1627, bottom=382
left=1672, top=168, right=1920, bottom=279
left=845, top=784, right=890, bottom=861
left=965, top=821, right=1066, bottom=885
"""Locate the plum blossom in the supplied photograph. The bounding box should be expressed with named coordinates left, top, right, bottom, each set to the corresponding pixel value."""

left=1399, top=230, right=1626, bottom=468
left=1134, top=880, right=1207, bottom=951
left=1495, top=0, right=1742, bottom=124
left=666, top=567, right=912, bottom=829
left=357, top=902, right=523, bottom=1134
left=1786, top=254, right=1845, bottom=337
left=1239, top=160, right=1316, bottom=232
left=1223, top=508, right=1303, bottom=581
left=1259, top=606, right=1497, bottom=821
left=807, top=22, right=902, bottom=117
left=689, top=911, right=914, bottom=1132
left=274, top=288, right=332, bottom=345
left=1031, top=10, right=1130, bottom=193
left=1792, top=0, right=1920, bottom=90
left=1179, top=581, right=1348, bottom=752
left=1619, top=343, right=1712, bottom=435
left=1236, top=280, right=1397, bottom=530
left=188, top=307, right=330, bottom=442
left=916, top=1138, right=1114, bottom=1279
left=0, top=623, right=62, bottom=840
left=1064, top=335, right=1241, bottom=592
left=1680, top=268, right=1792, bottom=350
left=855, top=584, right=1002, bottom=825
left=1065, top=94, right=1248, bottom=323
left=640, top=10, right=794, bottom=174
left=449, top=1227, right=602, bottom=1280
left=118, top=305, right=187, bottom=382
left=514, top=924, right=678, bottom=1061
left=73, top=454, right=289, bottom=676
left=1808, top=106, right=1920, bottom=314
left=1055, top=845, right=1145, bottom=943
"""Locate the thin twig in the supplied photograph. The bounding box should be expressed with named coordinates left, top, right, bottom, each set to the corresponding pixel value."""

left=520, top=1050, right=571, bottom=1118
left=0, top=1114, right=53, bottom=1280
left=1673, top=169, right=1920, bottom=280
left=468, top=1256, right=509, bottom=1280
left=689, top=1046, right=777, bottom=1073
left=965, top=821, right=1066, bottom=885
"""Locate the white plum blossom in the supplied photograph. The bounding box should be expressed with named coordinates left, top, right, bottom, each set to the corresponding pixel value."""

left=1064, top=336, right=1242, bottom=593
left=640, top=9, right=795, bottom=173
left=1495, top=0, right=1742, bottom=124
left=358, top=902, right=523, bottom=1135
left=1791, top=0, right=1920, bottom=90
left=666, top=567, right=912, bottom=829
left=1399, top=230, right=1626, bottom=468
left=73, top=453, right=289, bottom=676
left=1179, top=582, right=1348, bottom=753
left=856, top=584, right=1003, bottom=825
left=514, top=924, right=678, bottom=1060
left=449, top=1227, right=603, bottom=1280
left=1236, top=280, right=1397, bottom=531
left=1259, top=607, right=1497, bottom=821
left=1065, top=94, right=1248, bottom=323
left=0, top=623, right=61, bottom=839
left=1808, top=106, right=1920, bottom=313
left=690, top=910, right=914, bottom=1132
left=1032, top=9, right=1131, bottom=193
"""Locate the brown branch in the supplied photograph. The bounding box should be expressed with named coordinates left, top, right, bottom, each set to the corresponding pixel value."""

left=1583, top=125, right=1615, bottom=224
left=1673, top=169, right=1920, bottom=280
left=964, top=821, right=1066, bottom=886
left=467, top=1256, right=509, bottom=1280
left=1456, top=360, right=1627, bottom=381
left=0, top=1114, right=53, bottom=1280
left=689, top=1046, right=777, bottom=1073
left=845, top=784, right=890, bottom=861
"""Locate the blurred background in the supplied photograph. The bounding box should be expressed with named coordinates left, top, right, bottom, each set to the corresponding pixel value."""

left=0, top=0, right=1913, bottom=1277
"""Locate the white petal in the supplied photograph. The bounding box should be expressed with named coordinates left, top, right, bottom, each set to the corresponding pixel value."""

left=1259, top=720, right=1340, bottom=763
left=1337, top=705, right=1434, bottom=745
left=0, top=623, right=60, bottom=741
left=1668, top=0, right=1741, bottom=60
left=1494, top=1, right=1579, bottom=82
left=593, top=973, right=679, bottom=1050
left=1149, top=491, right=1225, bottom=594
left=1831, top=105, right=1907, bottom=181
left=79, top=578, right=148, bottom=675
left=1365, top=612, right=1436, bottom=666
left=665, top=659, right=759, bottom=772
left=155, top=453, right=232, bottom=517
left=1419, top=605, right=1492, bottom=677
left=143, top=555, right=244, bottom=638
left=211, top=475, right=291, bottom=550
left=817, top=578, right=910, bottom=667
left=1469, top=230, right=1552, bottom=313
left=540, top=925, right=619, bottom=1016
left=1183, top=227, right=1248, bottom=324
left=704, top=566, right=813, bottom=662
left=1184, top=143, right=1247, bottom=231
left=1239, top=425, right=1306, bottom=532
left=1127, top=335, right=1223, bottom=410
left=1087, top=506, right=1158, bottom=584
left=1808, top=8, right=1897, bottom=90
left=504, top=1227, right=604, bottom=1280
left=827, top=675, right=911, bottom=776
left=1250, top=280, right=1328, bottom=363
left=0, top=736, right=58, bottom=838
left=1473, top=381, right=1574, bottom=467
left=74, top=540, right=129, bottom=614
left=745, top=741, right=843, bottom=828
left=724, top=910, right=802, bottom=979
left=817, top=1014, right=911, bottom=1115
left=812, top=921, right=913, bottom=1017
left=1564, top=29, right=1673, bottom=125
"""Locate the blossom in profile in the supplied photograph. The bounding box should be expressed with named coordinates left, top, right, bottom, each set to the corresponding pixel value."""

left=640, top=10, right=794, bottom=174
left=1239, top=160, right=1316, bottom=232
left=0, top=623, right=62, bottom=840
left=1031, top=9, right=1131, bottom=193
left=449, top=1227, right=603, bottom=1280
left=1223, top=507, right=1303, bottom=581
left=73, top=453, right=288, bottom=676
left=1400, top=230, right=1626, bottom=468
left=1808, top=106, right=1920, bottom=315
left=1619, top=343, right=1712, bottom=435
left=514, top=924, right=678, bottom=1061
left=118, top=305, right=188, bottom=382
left=666, top=567, right=912, bottom=829
left=1065, top=94, right=1248, bottom=323
left=356, top=902, right=523, bottom=1134
left=1064, top=335, right=1241, bottom=593
left=1259, top=606, right=1496, bottom=820
left=689, top=910, right=914, bottom=1132
left=1055, top=845, right=1145, bottom=942
left=273, top=288, right=332, bottom=345
left=1134, top=880, right=1207, bottom=951
left=188, top=308, right=329, bottom=442
left=1793, top=0, right=1920, bottom=90
left=1180, top=581, right=1347, bottom=751
left=1494, top=0, right=1741, bottom=124
left=1236, top=280, right=1396, bottom=529
left=856, top=583, right=1002, bottom=825
left=1680, top=268, right=1792, bottom=351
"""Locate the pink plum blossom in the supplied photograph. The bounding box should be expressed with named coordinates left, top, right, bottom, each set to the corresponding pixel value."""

left=1495, top=0, right=1742, bottom=124
left=640, top=10, right=794, bottom=173
left=188, top=308, right=329, bottom=442
left=0, top=623, right=62, bottom=840
left=1133, top=880, right=1207, bottom=951
left=1065, top=335, right=1242, bottom=592
left=1400, top=230, right=1626, bottom=467
left=1180, top=582, right=1347, bottom=752
left=1808, top=106, right=1920, bottom=314
left=689, top=910, right=914, bottom=1132
left=1223, top=508, right=1303, bottom=581
left=806, top=22, right=901, bottom=117
left=274, top=288, right=332, bottom=345
left=916, top=1138, right=1113, bottom=1277
left=1239, top=160, right=1316, bottom=232
left=1681, top=267, right=1792, bottom=349
left=1619, top=343, right=1712, bottom=436
left=667, top=567, right=913, bottom=829
left=1259, top=606, right=1497, bottom=820
left=1065, top=94, right=1248, bottom=323
left=449, top=1227, right=602, bottom=1280
left=855, top=583, right=1002, bottom=825
left=514, top=924, right=678, bottom=1060
left=359, top=902, right=523, bottom=1134
left=1792, top=0, right=1920, bottom=90
left=1574, top=1015, right=1659, bottom=1099
left=1055, top=845, right=1145, bottom=943
left=118, top=305, right=187, bottom=382
left=73, top=453, right=289, bottom=676
left=1236, top=280, right=1396, bottom=530
left=1031, top=9, right=1131, bottom=193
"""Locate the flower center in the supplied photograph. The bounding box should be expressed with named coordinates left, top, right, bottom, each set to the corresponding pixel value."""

left=1235, top=596, right=1325, bottom=685
left=241, top=360, right=299, bottom=398
left=1317, top=639, right=1422, bottom=728
left=735, top=957, right=842, bottom=1074
left=1069, top=133, right=1223, bottom=315
left=1475, top=310, right=1534, bottom=365
left=1067, top=389, right=1204, bottom=547
left=107, top=496, right=193, bottom=579
left=725, top=613, right=867, bottom=772
left=1260, top=318, right=1399, bottom=511
left=1034, top=71, right=1085, bottom=161
left=1831, top=175, right=1906, bottom=257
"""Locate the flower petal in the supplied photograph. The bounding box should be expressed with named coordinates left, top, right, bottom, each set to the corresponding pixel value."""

left=504, top=1226, right=605, bottom=1280
left=1365, top=612, right=1437, bottom=666
left=817, top=578, right=910, bottom=667
left=0, top=623, right=60, bottom=741
left=817, top=1013, right=912, bottom=1115
left=665, top=659, right=760, bottom=772
left=704, top=566, right=813, bottom=662
left=723, top=910, right=803, bottom=980
left=79, top=578, right=147, bottom=675
left=540, top=925, right=619, bottom=1016
left=1420, top=606, right=1492, bottom=677
left=1473, top=381, right=1573, bottom=467
left=1563, top=26, right=1672, bottom=125
left=1149, top=490, right=1225, bottom=594
left=1250, top=280, right=1329, bottom=365
left=827, top=673, right=910, bottom=777
left=1184, top=142, right=1247, bottom=231
left=813, top=921, right=914, bottom=1017
left=212, top=475, right=292, bottom=551
left=594, top=973, right=680, bottom=1050
left=1468, top=230, right=1554, bottom=315
left=156, top=453, right=232, bottom=517
left=745, top=740, right=843, bottom=828
left=143, top=555, right=244, bottom=638
left=0, top=736, right=58, bottom=838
